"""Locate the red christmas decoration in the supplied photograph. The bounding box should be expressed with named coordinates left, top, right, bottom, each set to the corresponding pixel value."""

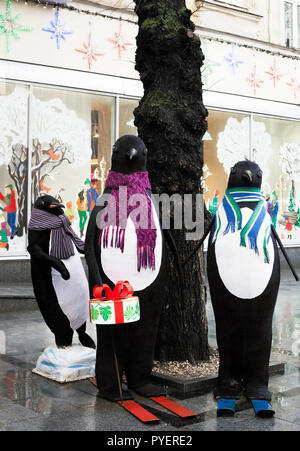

left=75, top=32, right=104, bottom=70
left=108, top=23, right=133, bottom=59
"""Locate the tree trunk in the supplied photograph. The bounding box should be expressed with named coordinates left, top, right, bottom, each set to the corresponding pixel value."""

left=133, top=0, right=209, bottom=362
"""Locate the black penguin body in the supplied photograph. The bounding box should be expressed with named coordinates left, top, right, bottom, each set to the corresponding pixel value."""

left=207, top=161, right=280, bottom=400
left=85, top=135, right=181, bottom=400
left=28, top=195, right=95, bottom=349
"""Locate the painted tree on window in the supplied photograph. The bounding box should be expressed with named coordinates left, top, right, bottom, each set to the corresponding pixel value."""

left=0, top=88, right=92, bottom=236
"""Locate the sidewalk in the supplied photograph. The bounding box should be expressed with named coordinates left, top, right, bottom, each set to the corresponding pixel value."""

left=0, top=270, right=299, bottom=431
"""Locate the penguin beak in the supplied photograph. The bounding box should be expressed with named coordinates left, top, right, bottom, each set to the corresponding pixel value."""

left=242, top=170, right=253, bottom=183
left=128, top=148, right=138, bottom=160
left=50, top=202, right=65, bottom=209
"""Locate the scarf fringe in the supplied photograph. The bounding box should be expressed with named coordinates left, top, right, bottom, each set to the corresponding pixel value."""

left=137, top=245, right=155, bottom=272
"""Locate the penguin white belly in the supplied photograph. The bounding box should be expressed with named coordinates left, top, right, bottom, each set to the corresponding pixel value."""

left=51, top=243, right=89, bottom=330
left=215, top=207, right=274, bottom=299
left=101, top=201, right=162, bottom=292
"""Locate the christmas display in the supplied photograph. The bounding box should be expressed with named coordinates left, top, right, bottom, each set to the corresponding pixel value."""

left=0, top=0, right=32, bottom=53
left=108, top=22, right=133, bottom=59
left=75, top=31, right=104, bottom=70
left=42, top=9, right=73, bottom=50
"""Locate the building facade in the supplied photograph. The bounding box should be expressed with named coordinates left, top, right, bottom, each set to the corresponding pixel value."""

left=0, top=0, right=299, bottom=269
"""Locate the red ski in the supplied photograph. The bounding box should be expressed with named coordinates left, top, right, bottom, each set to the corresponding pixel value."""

left=88, top=379, right=197, bottom=422
left=150, top=396, right=197, bottom=418
left=88, top=379, right=159, bottom=423
left=118, top=400, right=160, bottom=423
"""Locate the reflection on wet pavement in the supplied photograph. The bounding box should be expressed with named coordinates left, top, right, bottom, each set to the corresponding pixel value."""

left=0, top=331, right=5, bottom=354
left=0, top=269, right=299, bottom=431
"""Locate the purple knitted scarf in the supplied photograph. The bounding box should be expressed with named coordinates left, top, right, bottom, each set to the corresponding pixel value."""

left=99, top=170, right=157, bottom=271
left=28, top=208, right=84, bottom=259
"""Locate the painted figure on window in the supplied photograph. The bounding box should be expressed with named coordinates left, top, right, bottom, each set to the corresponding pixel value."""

left=0, top=184, right=17, bottom=239
left=91, top=167, right=100, bottom=190
left=270, top=192, right=279, bottom=229
left=285, top=216, right=293, bottom=240
left=0, top=223, right=9, bottom=251
left=208, top=190, right=220, bottom=217
left=77, top=189, right=88, bottom=238
left=266, top=192, right=279, bottom=230
left=65, top=201, right=75, bottom=223
left=84, top=178, right=98, bottom=216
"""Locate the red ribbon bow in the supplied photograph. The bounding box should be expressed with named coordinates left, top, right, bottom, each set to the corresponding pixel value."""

left=93, top=280, right=134, bottom=301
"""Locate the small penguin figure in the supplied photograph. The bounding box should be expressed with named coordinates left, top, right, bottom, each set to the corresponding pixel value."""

left=28, top=195, right=95, bottom=349
left=85, top=135, right=182, bottom=402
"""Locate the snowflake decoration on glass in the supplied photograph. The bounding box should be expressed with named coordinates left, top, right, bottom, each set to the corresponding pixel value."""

left=0, top=0, right=32, bottom=53
left=246, top=65, right=264, bottom=96
left=42, top=10, right=73, bottom=50
left=224, top=44, right=243, bottom=75
left=75, top=33, right=104, bottom=70
left=286, top=72, right=300, bottom=100
left=108, top=23, right=133, bottom=59
left=265, top=59, right=283, bottom=88
left=201, top=39, right=221, bottom=85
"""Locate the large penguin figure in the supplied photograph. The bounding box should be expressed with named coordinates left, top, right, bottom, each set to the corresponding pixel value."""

left=85, top=135, right=181, bottom=402
left=207, top=161, right=281, bottom=416
left=28, top=195, right=95, bottom=349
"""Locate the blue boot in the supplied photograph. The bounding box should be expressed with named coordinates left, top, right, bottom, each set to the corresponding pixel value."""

left=251, top=400, right=275, bottom=417
left=217, top=398, right=236, bottom=416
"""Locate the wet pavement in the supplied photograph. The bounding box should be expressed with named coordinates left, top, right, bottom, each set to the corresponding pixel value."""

left=0, top=269, right=299, bottom=432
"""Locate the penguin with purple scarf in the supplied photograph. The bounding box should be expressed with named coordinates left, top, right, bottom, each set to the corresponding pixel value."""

left=85, top=135, right=182, bottom=402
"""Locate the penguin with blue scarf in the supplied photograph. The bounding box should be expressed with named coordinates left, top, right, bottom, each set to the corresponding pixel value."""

left=185, top=160, right=298, bottom=417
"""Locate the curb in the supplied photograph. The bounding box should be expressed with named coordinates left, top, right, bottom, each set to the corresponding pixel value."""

left=151, top=362, right=285, bottom=397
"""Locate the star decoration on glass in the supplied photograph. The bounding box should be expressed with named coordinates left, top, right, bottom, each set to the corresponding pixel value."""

left=201, top=39, right=221, bottom=85
left=75, top=33, right=104, bottom=70
left=265, top=59, right=283, bottom=88
left=108, top=23, right=133, bottom=59
left=0, top=0, right=32, bottom=53
left=286, top=72, right=300, bottom=100
left=246, top=65, right=264, bottom=96
left=42, top=10, right=73, bottom=50
left=224, top=44, right=243, bottom=75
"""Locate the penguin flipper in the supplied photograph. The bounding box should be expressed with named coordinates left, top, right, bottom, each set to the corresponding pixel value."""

left=217, top=398, right=236, bottom=416
left=27, top=236, right=70, bottom=280
left=183, top=217, right=215, bottom=267
left=271, top=225, right=299, bottom=281
left=251, top=400, right=275, bottom=417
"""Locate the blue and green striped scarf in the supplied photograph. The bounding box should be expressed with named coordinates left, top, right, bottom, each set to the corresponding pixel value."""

left=211, top=188, right=272, bottom=263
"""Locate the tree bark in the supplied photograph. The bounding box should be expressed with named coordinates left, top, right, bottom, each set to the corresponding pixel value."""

left=133, top=0, right=209, bottom=362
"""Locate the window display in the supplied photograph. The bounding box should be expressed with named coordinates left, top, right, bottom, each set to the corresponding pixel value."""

left=203, top=109, right=300, bottom=246
left=0, top=82, right=29, bottom=256
left=31, top=87, right=115, bottom=239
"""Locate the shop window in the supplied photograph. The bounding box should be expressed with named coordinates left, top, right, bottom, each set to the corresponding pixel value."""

left=0, top=82, right=29, bottom=256
left=119, top=97, right=139, bottom=137
left=203, top=110, right=250, bottom=216
left=31, top=87, right=115, bottom=239
left=284, top=0, right=300, bottom=49
left=253, top=116, right=300, bottom=245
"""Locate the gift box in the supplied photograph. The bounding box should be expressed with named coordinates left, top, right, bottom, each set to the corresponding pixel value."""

left=89, top=280, right=140, bottom=325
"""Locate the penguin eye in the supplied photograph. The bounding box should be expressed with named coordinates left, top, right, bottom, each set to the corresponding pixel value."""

left=143, top=148, right=148, bottom=155
left=230, top=166, right=237, bottom=174
left=257, top=170, right=263, bottom=178
left=112, top=145, right=119, bottom=153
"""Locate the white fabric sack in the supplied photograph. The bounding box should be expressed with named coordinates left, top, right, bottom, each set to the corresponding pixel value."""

left=33, top=345, right=96, bottom=383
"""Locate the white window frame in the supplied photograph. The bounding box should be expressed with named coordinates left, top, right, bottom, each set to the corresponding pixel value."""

left=283, top=0, right=300, bottom=49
